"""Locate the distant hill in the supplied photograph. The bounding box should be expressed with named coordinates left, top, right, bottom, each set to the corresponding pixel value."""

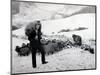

left=12, top=13, right=95, bottom=40
left=12, top=1, right=95, bottom=28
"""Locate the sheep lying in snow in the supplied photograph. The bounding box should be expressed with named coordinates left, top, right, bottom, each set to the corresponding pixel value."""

left=15, top=43, right=31, bottom=56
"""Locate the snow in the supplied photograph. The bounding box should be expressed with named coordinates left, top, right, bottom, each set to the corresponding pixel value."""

left=12, top=37, right=95, bottom=74
left=41, top=13, right=95, bottom=39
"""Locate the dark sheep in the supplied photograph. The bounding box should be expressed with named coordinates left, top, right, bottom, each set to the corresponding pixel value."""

left=15, top=43, right=31, bottom=56
left=43, top=42, right=56, bottom=55
left=89, top=48, right=94, bottom=54
left=41, top=39, right=74, bottom=55
left=41, top=40, right=60, bottom=55
left=19, top=47, right=31, bottom=56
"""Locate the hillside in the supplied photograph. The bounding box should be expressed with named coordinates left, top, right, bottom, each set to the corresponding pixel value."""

left=12, top=37, right=95, bottom=74
left=12, top=13, right=95, bottom=40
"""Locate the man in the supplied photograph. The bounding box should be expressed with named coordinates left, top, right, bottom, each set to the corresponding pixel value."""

left=25, top=20, right=48, bottom=68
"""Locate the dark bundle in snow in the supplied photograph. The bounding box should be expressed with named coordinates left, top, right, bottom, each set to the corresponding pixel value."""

left=25, top=20, right=42, bottom=37
left=81, top=44, right=94, bottom=54
left=72, top=34, right=82, bottom=46
left=15, top=43, right=31, bottom=56
left=25, top=22, right=36, bottom=37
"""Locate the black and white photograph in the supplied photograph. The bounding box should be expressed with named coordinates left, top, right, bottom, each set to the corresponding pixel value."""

left=11, top=0, right=96, bottom=74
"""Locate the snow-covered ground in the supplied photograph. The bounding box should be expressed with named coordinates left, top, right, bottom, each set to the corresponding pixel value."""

left=12, top=37, right=95, bottom=74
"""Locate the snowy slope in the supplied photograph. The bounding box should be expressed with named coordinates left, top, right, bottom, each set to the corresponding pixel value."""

left=12, top=13, right=95, bottom=40
left=41, top=13, right=95, bottom=39
left=12, top=37, right=95, bottom=74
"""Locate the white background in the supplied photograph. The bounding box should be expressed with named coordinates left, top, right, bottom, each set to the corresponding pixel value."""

left=0, top=0, right=99, bottom=75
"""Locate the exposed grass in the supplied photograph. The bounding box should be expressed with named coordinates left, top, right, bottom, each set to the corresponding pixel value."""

left=58, top=27, right=88, bottom=33
left=12, top=26, right=19, bottom=31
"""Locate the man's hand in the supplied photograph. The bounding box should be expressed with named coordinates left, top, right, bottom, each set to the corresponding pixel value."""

left=35, top=36, right=38, bottom=40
